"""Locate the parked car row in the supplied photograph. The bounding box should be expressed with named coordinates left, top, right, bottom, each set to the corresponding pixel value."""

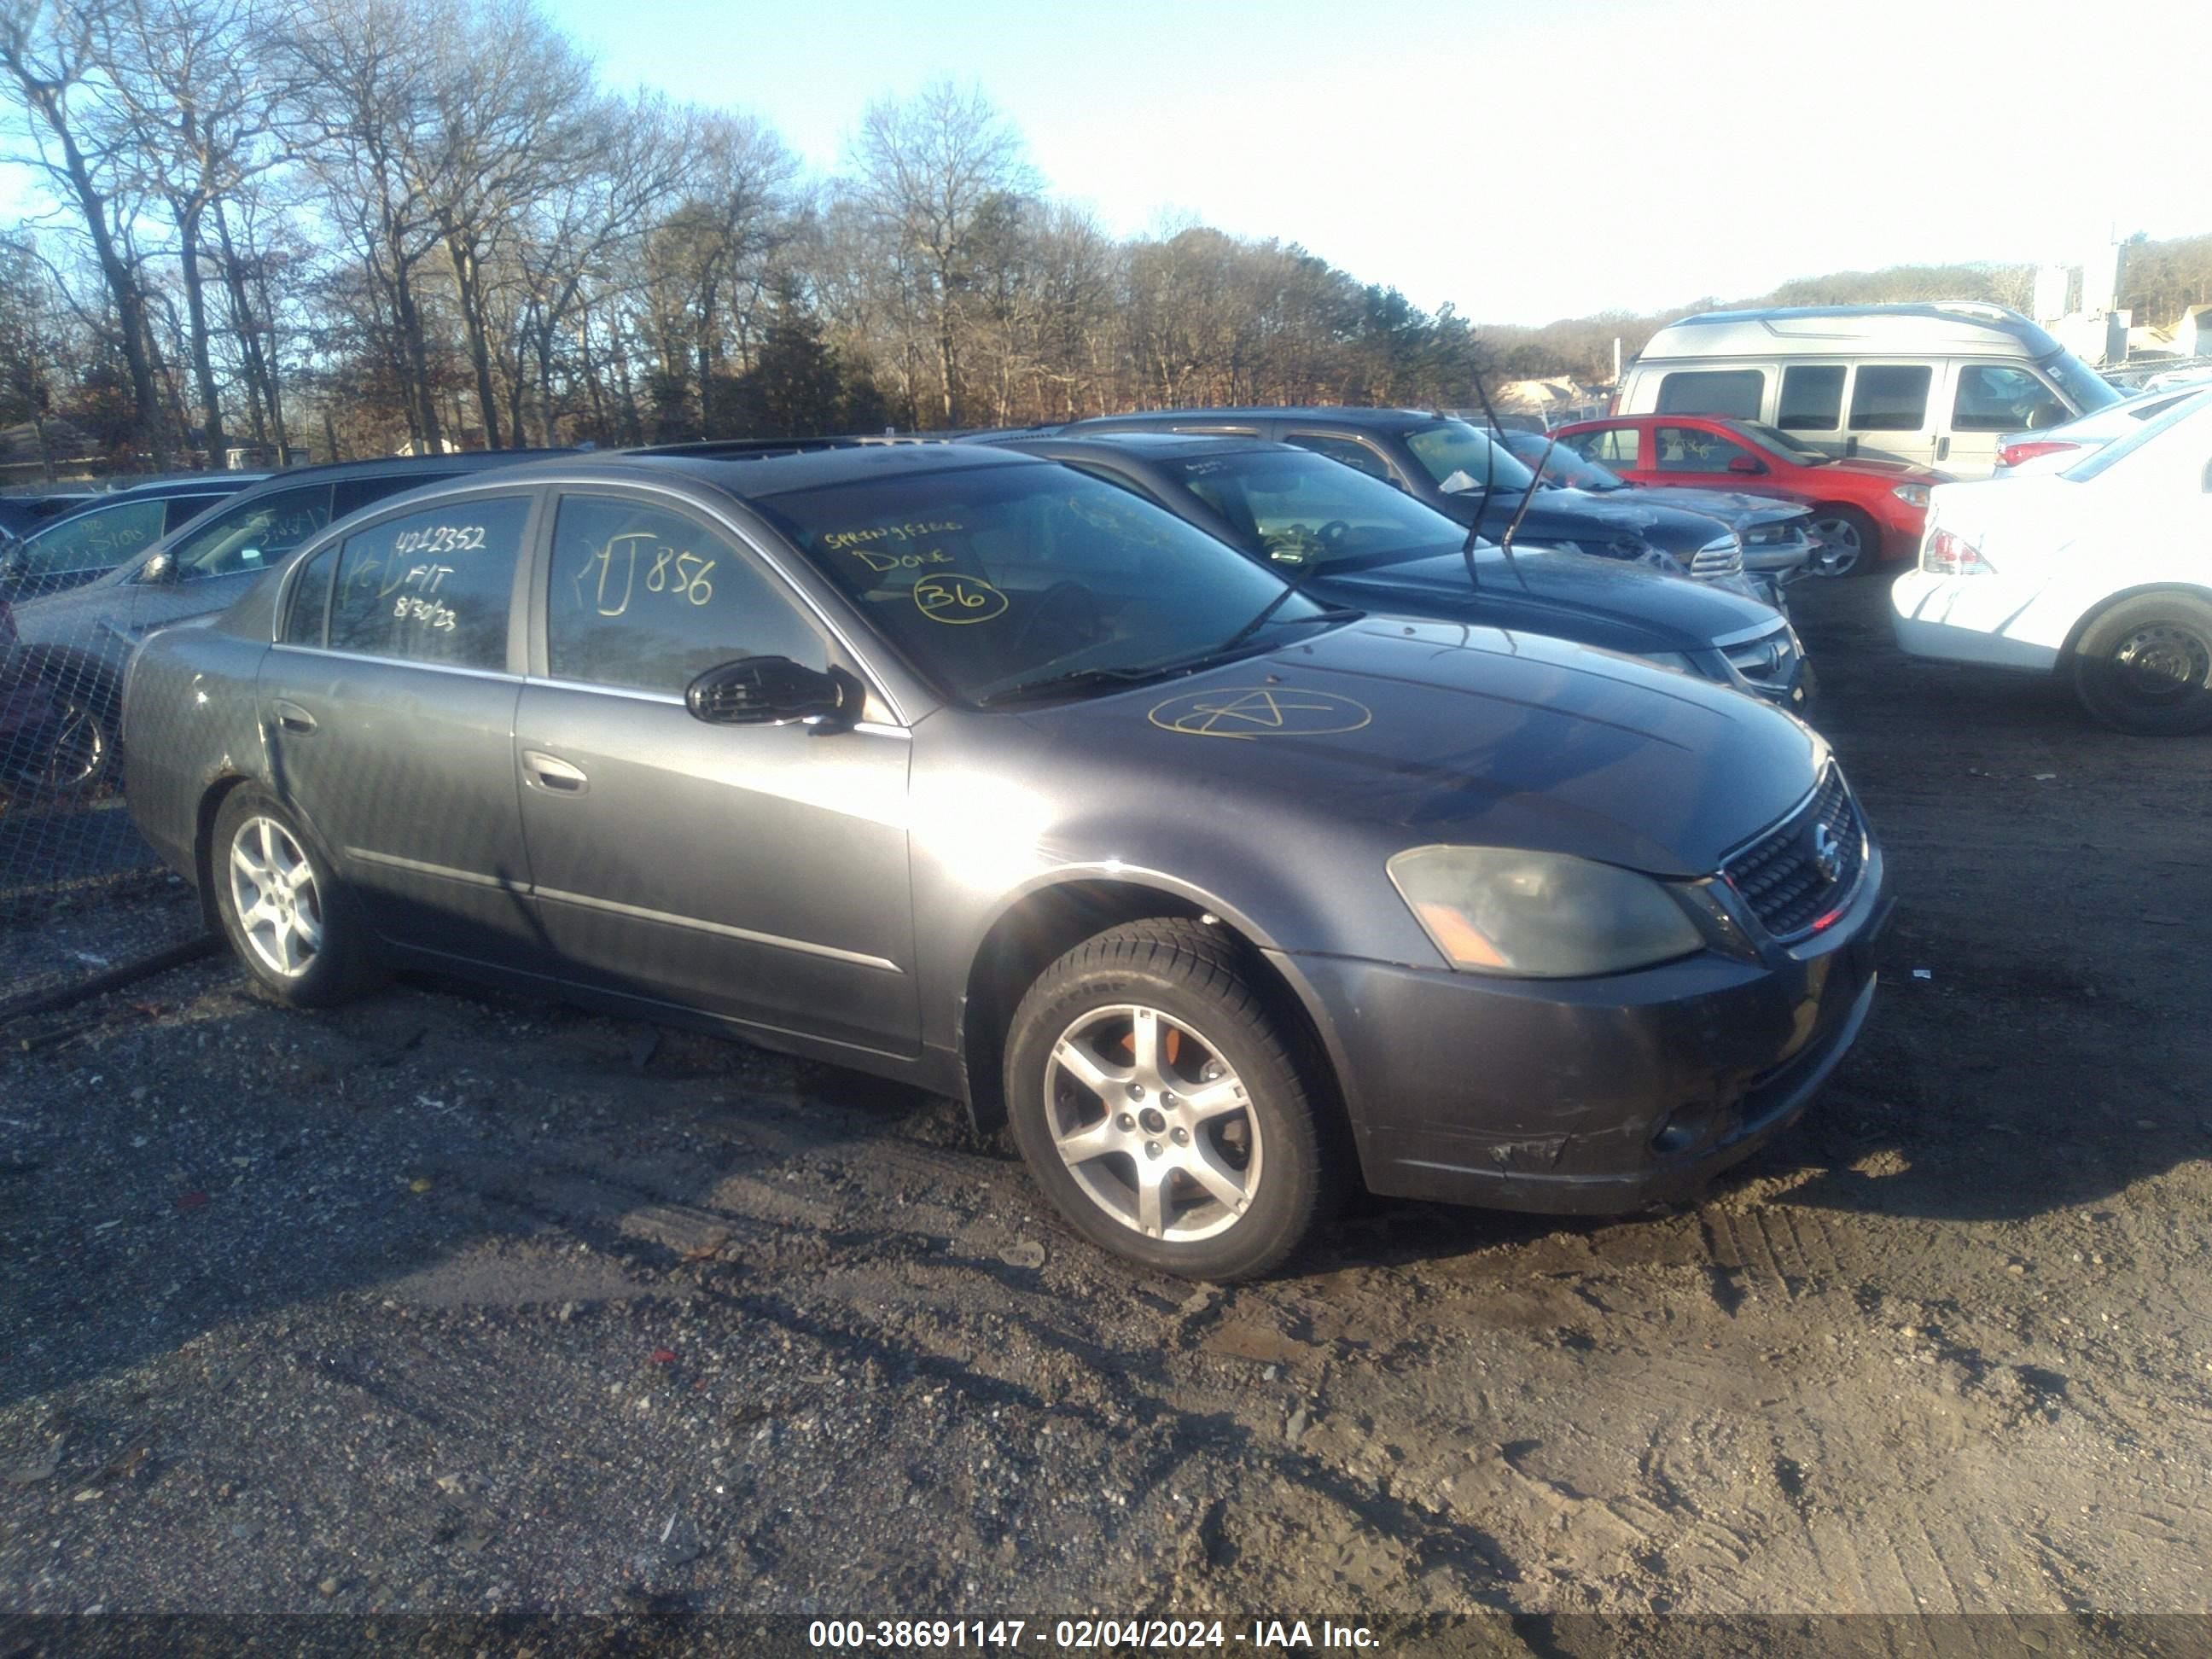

left=80, top=433, right=1889, bottom=1279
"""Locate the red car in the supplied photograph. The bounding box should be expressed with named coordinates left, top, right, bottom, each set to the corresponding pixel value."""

left=1551, top=414, right=1947, bottom=578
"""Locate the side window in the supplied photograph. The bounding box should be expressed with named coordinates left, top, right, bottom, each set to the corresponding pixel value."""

left=546, top=495, right=828, bottom=696
left=1655, top=369, right=1766, bottom=419
left=282, top=545, right=337, bottom=646
left=1953, top=365, right=2065, bottom=433
left=1284, top=433, right=1394, bottom=482
left=1656, top=425, right=1753, bottom=473
left=1848, top=365, right=1933, bottom=431
left=329, top=496, right=530, bottom=670
left=1778, top=365, right=1846, bottom=430
left=1562, top=427, right=1640, bottom=468
left=334, top=471, right=458, bottom=518
left=166, top=484, right=333, bottom=579
left=162, top=493, right=230, bottom=533
left=21, top=499, right=166, bottom=576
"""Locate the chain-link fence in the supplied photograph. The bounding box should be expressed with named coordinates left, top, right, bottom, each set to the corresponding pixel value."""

left=2, top=486, right=224, bottom=1013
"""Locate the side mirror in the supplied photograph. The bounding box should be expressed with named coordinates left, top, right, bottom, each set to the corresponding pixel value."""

left=139, top=551, right=177, bottom=584
left=1726, top=453, right=1766, bottom=475
left=685, top=656, right=855, bottom=730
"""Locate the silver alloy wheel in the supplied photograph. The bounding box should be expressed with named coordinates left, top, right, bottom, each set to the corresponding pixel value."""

left=1044, top=1003, right=1263, bottom=1243
left=38, top=699, right=106, bottom=794
left=228, top=815, right=323, bottom=979
left=1805, top=515, right=1865, bottom=577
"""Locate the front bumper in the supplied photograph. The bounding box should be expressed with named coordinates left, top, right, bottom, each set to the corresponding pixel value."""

left=1283, top=846, right=1891, bottom=1214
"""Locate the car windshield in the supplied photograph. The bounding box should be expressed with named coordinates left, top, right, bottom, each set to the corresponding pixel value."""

left=1499, top=432, right=1624, bottom=491
left=2040, top=349, right=2122, bottom=415
left=1735, top=422, right=1831, bottom=464
left=1403, top=421, right=1538, bottom=495
left=1168, top=447, right=1469, bottom=568
left=754, top=462, right=1336, bottom=704
left=14, top=497, right=167, bottom=577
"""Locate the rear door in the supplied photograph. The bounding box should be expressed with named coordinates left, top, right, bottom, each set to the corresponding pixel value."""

left=259, top=491, right=541, bottom=965
left=514, top=489, right=918, bottom=1054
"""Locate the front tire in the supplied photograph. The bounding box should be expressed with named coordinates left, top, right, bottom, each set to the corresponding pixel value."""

left=2071, top=594, right=2212, bottom=735
left=1805, top=506, right=1879, bottom=578
left=1003, top=919, right=1335, bottom=1280
left=211, top=788, right=382, bottom=1005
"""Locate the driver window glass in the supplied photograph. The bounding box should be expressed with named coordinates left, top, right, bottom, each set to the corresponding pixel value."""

left=167, top=485, right=333, bottom=579
left=1656, top=426, right=1752, bottom=473
left=1284, top=433, right=1394, bottom=482
left=1778, top=365, right=1846, bottom=430
left=21, top=499, right=165, bottom=576
left=546, top=496, right=827, bottom=696
left=1953, top=364, right=2061, bottom=432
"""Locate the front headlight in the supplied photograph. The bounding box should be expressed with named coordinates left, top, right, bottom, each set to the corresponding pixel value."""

left=1891, top=484, right=1931, bottom=507
left=1387, top=846, right=1705, bottom=978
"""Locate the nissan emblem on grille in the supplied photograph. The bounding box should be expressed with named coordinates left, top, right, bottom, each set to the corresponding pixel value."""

left=1811, top=822, right=1843, bottom=884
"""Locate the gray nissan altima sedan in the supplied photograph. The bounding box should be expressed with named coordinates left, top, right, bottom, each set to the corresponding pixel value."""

left=123, top=445, right=1891, bottom=1279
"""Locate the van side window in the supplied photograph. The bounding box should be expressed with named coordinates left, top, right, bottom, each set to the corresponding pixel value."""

left=1848, top=366, right=1932, bottom=431
left=1778, top=365, right=1846, bottom=431
left=1953, top=365, right=2067, bottom=433
left=1655, top=370, right=1765, bottom=420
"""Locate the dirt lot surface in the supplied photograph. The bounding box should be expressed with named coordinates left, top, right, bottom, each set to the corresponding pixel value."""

left=2, top=574, right=2209, bottom=1622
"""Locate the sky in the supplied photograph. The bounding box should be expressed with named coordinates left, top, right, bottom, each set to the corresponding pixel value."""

left=9, top=0, right=2204, bottom=326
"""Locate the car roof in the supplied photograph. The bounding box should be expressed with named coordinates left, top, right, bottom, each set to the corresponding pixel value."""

left=1009, top=432, right=1282, bottom=462
left=96, top=473, right=269, bottom=500
left=1642, top=303, right=2063, bottom=360
left=423, top=441, right=1050, bottom=504
left=1070, top=406, right=1446, bottom=432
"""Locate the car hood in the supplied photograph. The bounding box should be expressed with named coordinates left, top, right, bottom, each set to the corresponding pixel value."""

left=1013, top=616, right=1821, bottom=878
left=1436, top=484, right=1732, bottom=555
left=1600, top=486, right=1807, bottom=528
left=1309, top=546, right=1778, bottom=655
left=1821, top=455, right=1947, bottom=484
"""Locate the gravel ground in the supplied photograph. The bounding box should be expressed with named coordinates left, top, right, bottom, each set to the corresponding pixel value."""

left=1, top=574, right=2209, bottom=1621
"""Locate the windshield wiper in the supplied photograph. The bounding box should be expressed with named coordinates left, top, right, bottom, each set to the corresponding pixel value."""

left=1212, top=558, right=1346, bottom=656
left=975, top=612, right=1357, bottom=708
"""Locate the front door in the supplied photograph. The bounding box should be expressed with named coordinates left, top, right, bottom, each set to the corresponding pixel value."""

left=259, top=492, right=541, bottom=965
left=515, top=491, right=918, bottom=1057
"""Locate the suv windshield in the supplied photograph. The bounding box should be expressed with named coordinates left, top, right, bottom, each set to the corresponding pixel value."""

left=1736, top=422, right=1831, bottom=464
left=1499, top=432, right=1623, bottom=491
left=1169, top=448, right=1466, bottom=568
left=755, top=463, right=1335, bottom=704
left=1403, top=421, right=1538, bottom=494
left=2040, top=350, right=2122, bottom=415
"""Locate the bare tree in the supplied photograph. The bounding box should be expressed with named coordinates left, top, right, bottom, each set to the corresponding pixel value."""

left=1, top=0, right=172, bottom=462
left=846, top=79, right=1034, bottom=427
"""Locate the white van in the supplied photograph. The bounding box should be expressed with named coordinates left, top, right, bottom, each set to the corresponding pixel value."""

left=1617, top=304, right=2121, bottom=478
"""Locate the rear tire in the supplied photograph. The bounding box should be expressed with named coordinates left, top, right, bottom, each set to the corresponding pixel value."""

left=211, top=787, right=383, bottom=1006
left=1003, top=918, right=1336, bottom=1280
left=1805, top=506, right=1879, bottom=578
left=2071, top=594, right=2212, bottom=736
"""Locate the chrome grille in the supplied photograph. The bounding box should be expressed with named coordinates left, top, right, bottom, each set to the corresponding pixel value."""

left=1689, top=533, right=1745, bottom=579
left=1723, top=766, right=1865, bottom=940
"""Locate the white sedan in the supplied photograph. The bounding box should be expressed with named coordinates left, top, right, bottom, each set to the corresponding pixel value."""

left=1891, top=388, right=2212, bottom=734
left=1994, top=384, right=2206, bottom=475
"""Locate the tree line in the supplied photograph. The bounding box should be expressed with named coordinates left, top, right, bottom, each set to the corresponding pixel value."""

left=4, top=1, right=2209, bottom=476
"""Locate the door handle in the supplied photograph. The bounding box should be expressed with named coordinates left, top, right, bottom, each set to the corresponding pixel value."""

left=1936, top=435, right=1950, bottom=462
left=521, top=749, right=588, bottom=795
left=271, top=699, right=316, bottom=733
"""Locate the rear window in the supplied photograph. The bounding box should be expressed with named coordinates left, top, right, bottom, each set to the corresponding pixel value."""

left=1848, top=365, right=1932, bottom=431
left=1656, top=369, right=1766, bottom=419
